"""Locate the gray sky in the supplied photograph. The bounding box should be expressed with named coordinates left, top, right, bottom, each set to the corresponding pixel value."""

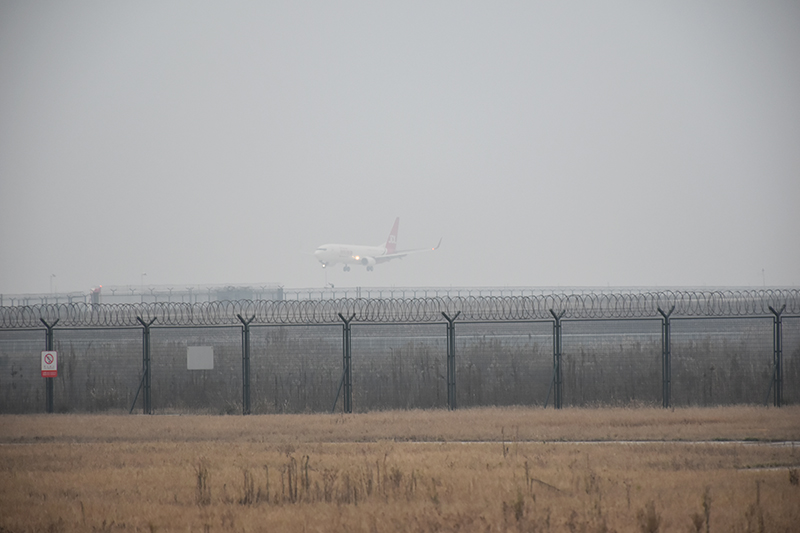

left=2, top=1, right=799, bottom=294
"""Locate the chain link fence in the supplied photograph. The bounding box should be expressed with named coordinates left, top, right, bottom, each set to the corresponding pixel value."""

left=1, top=291, right=797, bottom=413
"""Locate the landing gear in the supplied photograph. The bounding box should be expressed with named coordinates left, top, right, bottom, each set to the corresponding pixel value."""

left=367, top=266, right=374, bottom=272
left=343, top=266, right=350, bottom=272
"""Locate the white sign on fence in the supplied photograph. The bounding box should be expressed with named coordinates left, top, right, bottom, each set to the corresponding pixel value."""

left=187, top=346, right=214, bottom=370
left=41, top=351, right=58, bottom=378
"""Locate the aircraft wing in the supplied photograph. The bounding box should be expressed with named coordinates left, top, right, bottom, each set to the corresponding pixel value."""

left=374, top=238, right=441, bottom=264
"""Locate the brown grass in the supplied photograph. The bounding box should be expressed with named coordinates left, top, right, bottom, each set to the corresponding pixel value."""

left=1, top=407, right=799, bottom=532
left=3, top=405, right=800, bottom=444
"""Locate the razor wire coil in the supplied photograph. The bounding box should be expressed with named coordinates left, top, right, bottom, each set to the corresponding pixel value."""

left=1, top=290, right=798, bottom=329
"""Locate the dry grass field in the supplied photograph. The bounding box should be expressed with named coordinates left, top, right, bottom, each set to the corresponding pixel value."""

left=1, top=407, right=799, bottom=532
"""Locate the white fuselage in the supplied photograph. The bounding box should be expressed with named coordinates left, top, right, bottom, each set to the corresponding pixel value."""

left=314, top=243, right=386, bottom=267
left=313, top=217, right=437, bottom=272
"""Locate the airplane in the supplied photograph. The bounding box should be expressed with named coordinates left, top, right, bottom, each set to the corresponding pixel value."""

left=314, top=217, right=441, bottom=272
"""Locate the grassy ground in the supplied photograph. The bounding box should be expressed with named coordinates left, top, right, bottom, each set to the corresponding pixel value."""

left=1, top=407, right=799, bottom=532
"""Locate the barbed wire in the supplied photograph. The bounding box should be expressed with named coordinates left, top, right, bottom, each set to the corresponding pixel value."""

left=1, top=290, right=797, bottom=329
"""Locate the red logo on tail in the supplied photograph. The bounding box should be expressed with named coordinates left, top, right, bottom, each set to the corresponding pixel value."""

left=385, top=218, right=399, bottom=254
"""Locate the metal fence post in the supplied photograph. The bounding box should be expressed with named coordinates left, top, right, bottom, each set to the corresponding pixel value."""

left=442, top=312, right=461, bottom=410
left=337, top=313, right=355, bottom=414
left=136, top=317, right=156, bottom=414
left=768, top=305, right=785, bottom=407
left=237, top=314, right=255, bottom=415
left=40, top=318, right=59, bottom=413
left=549, top=310, right=566, bottom=409
left=658, top=306, right=675, bottom=408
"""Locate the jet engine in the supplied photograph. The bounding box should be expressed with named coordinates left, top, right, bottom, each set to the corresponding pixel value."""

left=360, top=256, right=376, bottom=267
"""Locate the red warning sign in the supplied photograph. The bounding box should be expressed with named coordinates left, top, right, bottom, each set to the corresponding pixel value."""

left=41, top=351, right=57, bottom=378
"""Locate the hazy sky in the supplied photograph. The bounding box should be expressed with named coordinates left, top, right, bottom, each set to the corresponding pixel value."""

left=2, top=1, right=799, bottom=294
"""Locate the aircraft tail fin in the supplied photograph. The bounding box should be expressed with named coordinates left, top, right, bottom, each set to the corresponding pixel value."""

left=385, top=217, right=399, bottom=254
